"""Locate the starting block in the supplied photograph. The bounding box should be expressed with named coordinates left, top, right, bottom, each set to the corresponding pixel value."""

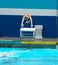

left=20, top=28, right=35, bottom=40
left=20, top=25, right=43, bottom=40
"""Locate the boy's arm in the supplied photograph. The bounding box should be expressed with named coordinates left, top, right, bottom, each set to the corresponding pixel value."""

left=30, top=15, right=33, bottom=27
left=21, top=15, right=25, bottom=27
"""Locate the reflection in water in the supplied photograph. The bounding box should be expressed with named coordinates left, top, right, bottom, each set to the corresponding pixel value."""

left=0, top=56, right=57, bottom=65
left=0, top=52, right=13, bottom=57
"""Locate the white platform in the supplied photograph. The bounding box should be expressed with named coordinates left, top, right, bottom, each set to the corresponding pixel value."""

left=20, top=28, right=35, bottom=40
left=20, top=28, right=35, bottom=32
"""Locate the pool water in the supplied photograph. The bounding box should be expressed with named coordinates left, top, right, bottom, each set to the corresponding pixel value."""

left=0, top=48, right=58, bottom=65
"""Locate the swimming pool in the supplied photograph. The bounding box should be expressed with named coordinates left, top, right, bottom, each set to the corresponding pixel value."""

left=0, top=48, right=58, bottom=65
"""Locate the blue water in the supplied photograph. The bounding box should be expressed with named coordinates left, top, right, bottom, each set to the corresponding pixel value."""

left=0, top=48, right=58, bottom=65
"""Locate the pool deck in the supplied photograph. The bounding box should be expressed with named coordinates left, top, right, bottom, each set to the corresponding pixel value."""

left=0, top=37, right=57, bottom=49
left=0, top=37, right=57, bottom=41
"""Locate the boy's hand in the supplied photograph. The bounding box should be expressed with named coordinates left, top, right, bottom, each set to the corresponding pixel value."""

left=31, top=24, right=33, bottom=28
left=21, top=24, right=24, bottom=27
